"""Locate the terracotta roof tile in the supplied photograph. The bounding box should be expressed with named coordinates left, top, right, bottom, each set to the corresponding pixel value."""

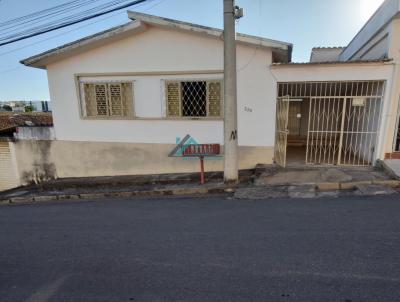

left=0, top=112, right=53, bottom=134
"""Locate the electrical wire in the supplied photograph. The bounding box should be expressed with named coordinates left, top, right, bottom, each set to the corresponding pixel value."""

left=0, top=0, right=104, bottom=34
left=0, top=0, right=165, bottom=73
left=0, top=0, right=162, bottom=57
left=0, top=0, right=131, bottom=39
left=0, top=0, right=149, bottom=46
left=0, top=66, right=22, bottom=74
left=0, top=0, right=86, bottom=27
left=0, top=11, right=124, bottom=57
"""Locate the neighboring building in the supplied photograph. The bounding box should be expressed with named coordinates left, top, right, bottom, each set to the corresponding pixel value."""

left=309, top=47, right=345, bottom=63
left=1, top=0, right=399, bottom=190
left=0, top=113, right=53, bottom=191
left=271, top=0, right=400, bottom=164
left=0, top=101, right=52, bottom=112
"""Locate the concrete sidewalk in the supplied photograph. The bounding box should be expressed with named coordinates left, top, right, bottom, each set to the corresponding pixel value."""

left=0, top=170, right=247, bottom=205
left=235, top=165, right=400, bottom=199
left=1, top=165, right=399, bottom=204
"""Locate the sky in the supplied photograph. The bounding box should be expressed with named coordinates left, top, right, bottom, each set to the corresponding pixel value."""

left=0, top=0, right=385, bottom=101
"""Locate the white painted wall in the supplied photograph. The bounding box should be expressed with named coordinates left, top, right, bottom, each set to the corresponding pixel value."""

left=271, top=63, right=392, bottom=82
left=14, top=127, right=55, bottom=140
left=47, top=25, right=276, bottom=147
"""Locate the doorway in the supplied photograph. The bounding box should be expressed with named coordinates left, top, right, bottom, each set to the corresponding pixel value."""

left=275, top=81, right=385, bottom=167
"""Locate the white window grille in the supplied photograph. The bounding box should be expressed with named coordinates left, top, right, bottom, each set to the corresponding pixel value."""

left=81, top=82, right=133, bottom=118
left=165, top=80, right=223, bottom=118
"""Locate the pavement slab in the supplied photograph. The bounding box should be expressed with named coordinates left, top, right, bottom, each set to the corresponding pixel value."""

left=355, top=184, right=398, bottom=196
left=255, top=166, right=393, bottom=187
left=288, top=185, right=316, bottom=199
left=234, top=186, right=289, bottom=199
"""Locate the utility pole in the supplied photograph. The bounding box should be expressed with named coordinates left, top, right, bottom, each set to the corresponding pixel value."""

left=223, top=0, right=243, bottom=184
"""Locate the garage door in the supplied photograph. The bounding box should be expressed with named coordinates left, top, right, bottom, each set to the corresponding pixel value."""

left=0, top=141, right=19, bottom=191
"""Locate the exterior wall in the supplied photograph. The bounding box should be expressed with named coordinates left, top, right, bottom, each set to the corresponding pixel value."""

left=12, top=140, right=273, bottom=185
left=348, top=24, right=390, bottom=60
left=340, top=0, right=400, bottom=61
left=338, top=14, right=400, bottom=157
left=6, top=25, right=279, bottom=185
left=47, top=25, right=277, bottom=148
left=271, top=63, right=394, bottom=161
left=14, top=126, right=55, bottom=140
left=310, top=48, right=343, bottom=63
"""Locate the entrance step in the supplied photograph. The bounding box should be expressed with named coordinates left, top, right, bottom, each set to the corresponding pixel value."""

left=382, top=159, right=400, bottom=179
left=255, top=168, right=352, bottom=186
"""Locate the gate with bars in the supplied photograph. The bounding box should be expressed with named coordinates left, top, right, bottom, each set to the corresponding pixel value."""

left=275, top=81, right=385, bottom=167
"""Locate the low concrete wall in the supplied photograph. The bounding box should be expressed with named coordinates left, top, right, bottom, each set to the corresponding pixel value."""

left=13, top=140, right=273, bottom=185
left=14, top=127, right=55, bottom=140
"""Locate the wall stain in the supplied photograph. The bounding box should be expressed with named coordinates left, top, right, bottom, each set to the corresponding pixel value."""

left=20, top=140, right=57, bottom=185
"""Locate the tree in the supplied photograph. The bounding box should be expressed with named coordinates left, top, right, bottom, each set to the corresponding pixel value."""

left=2, top=104, right=12, bottom=111
left=24, top=105, right=35, bottom=112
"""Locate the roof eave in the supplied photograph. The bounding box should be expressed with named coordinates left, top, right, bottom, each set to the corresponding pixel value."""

left=271, top=58, right=393, bottom=68
left=21, top=21, right=147, bottom=69
left=21, top=10, right=293, bottom=69
left=128, top=11, right=292, bottom=59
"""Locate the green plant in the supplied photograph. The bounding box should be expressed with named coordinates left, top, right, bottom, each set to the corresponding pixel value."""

left=24, top=105, right=35, bottom=112
left=2, top=104, right=12, bottom=111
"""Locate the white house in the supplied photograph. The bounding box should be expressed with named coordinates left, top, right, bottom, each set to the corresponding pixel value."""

left=10, top=11, right=291, bottom=185
left=1, top=0, right=400, bottom=189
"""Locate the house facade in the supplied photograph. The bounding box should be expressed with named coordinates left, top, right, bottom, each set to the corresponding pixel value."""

left=1, top=0, right=400, bottom=189
left=12, top=11, right=291, bottom=185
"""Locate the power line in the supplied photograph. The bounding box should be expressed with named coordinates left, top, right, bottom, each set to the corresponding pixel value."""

left=0, top=0, right=87, bottom=27
left=0, top=0, right=103, bottom=34
left=0, top=0, right=165, bottom=73
left=0, top=0, right=149, bottom=47
left=0, top=66, right=22, bottom=75
left=0, top=0, right=163, bottom=57
left=0, top=11, right=124, bottom=57
left=0, top=0, right=131, bottom=39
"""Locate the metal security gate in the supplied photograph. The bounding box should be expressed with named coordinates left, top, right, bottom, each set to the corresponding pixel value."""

left=306, top=97, right=381, bottom=166
left=277, top=81, right=385, bottom=167
left=306, top=97, right=344, bottom=165
left=274, top=97, right=290, bottom=167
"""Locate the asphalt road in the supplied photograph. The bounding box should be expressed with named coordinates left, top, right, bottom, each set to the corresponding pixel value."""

left=1, top=194, right=400, bottom=302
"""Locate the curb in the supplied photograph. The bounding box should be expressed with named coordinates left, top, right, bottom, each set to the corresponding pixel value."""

left=313, top=180, right=400, bottom=192
left=0, top=185, right=231, bottom=206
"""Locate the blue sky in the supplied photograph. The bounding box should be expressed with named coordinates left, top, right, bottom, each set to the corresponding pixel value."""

left=0, top=0, right=384, bottom=101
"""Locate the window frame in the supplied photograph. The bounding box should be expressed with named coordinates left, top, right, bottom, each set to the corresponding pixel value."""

left=164, top=78, right=224, bottom=120
left=78, top=80, right=135, bottom=120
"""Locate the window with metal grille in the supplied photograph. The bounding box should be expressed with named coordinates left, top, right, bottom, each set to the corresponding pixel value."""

left=82, top=82, right=133, bottom=118
left=166, top=80, right=223, bottom=118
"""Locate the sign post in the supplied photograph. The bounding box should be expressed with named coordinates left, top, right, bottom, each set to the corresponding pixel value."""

left=169, top=135, right=221, bottom=185
left=182, top=144, right=221, bottom=185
